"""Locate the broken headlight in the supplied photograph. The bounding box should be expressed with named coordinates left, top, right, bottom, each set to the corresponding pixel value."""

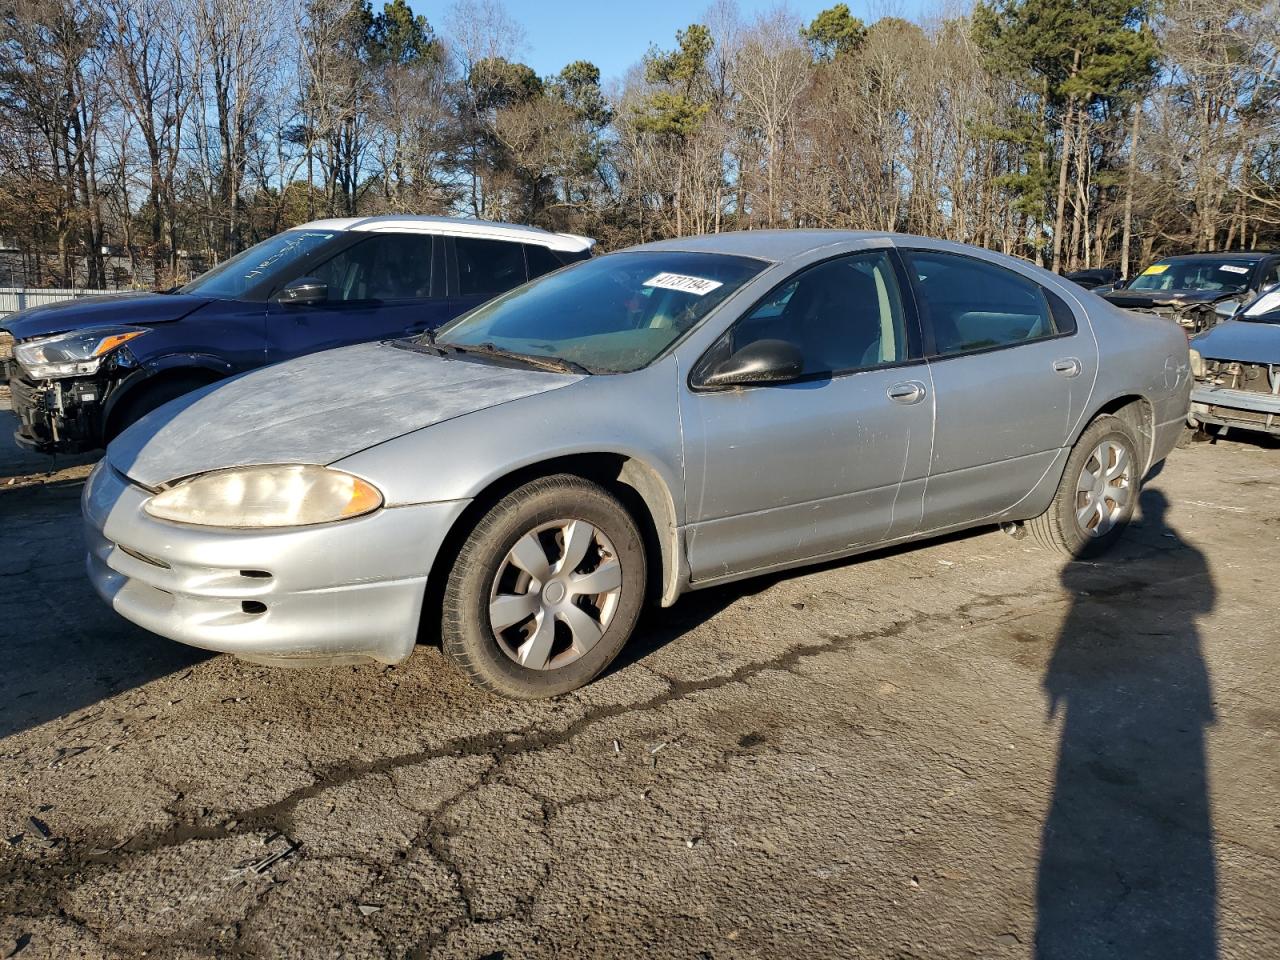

left=13, top=326, right=147, bottom=379
left=1189, top=348, right=1205, bottom=379
left=144, top=464, right=383, bottom=528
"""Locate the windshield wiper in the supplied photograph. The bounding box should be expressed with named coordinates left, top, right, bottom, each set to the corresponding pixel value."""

left=446, top=341, right=592, bottom=375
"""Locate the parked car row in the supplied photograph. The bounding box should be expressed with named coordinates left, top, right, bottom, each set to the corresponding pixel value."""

left=1062, top=250, right=1280, bottom=438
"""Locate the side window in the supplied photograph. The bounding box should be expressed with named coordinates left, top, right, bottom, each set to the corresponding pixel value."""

left=308, top=234, right=433, bottom=302
left=455, top=237, right=527, bottom=296
left=907, top=251, right=1059, bottom=356
left=1262, top=262, right=1280, bottom=290
left=524, top=243, right=564, bottom=280
left=724, top=251, right=913, bottom=375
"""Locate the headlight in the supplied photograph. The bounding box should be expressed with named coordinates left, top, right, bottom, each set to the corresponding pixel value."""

left=144, top=464, right=383, bottom=528
left=1189, top=348, right=1205, bottom=379
left=13, top=326, right=147, bottom=379
left=1213, top=299, right=1240, bottom=318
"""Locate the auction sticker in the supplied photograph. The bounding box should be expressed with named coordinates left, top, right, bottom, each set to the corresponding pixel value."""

left=644, top=272, right=724, bottom=296
left=1141, top=264, right=1169, bottom=275
left=1219, top=264, right=1250, bottom=274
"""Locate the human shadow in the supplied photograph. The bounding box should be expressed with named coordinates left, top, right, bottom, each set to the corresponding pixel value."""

left=1036, top=489, right=1217, bottom=959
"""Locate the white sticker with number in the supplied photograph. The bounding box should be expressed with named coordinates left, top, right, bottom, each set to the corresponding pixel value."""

left=644, top=272, right=724, bottom=296
left=1219, top=264, right=1250, bottom=274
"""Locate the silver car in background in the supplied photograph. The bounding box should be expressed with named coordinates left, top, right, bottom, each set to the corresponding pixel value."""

left=84, top=231, right=1191, bottom=698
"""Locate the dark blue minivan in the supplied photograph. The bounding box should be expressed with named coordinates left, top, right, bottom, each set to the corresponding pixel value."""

left=0, top=216, right=594, bottom=452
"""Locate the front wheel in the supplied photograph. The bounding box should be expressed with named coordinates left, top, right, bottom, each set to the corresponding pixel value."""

left=440, top=474, right=646, bottom=698
left=1026, top=414, right=1141, bottom=558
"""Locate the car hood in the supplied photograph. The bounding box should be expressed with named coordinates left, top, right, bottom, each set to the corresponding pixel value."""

left=1191, top=319, right=1280, bottom=365
left=106, top=341, right=583, bottom=488
left=0, top=292, right=211, bottom=341
left=1103, top=288, right=1237, bottom=309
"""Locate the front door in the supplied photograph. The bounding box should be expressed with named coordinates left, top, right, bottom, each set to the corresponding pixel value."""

left=902, top=248, right=1099, bottom=530
left=266, top=232, right=444, bottom=362
left=682, top=249, right=934, bottom=581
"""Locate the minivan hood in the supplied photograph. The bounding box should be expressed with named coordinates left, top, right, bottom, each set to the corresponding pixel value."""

left=0, top=292, right=211, bottom=341
left=107, top=341, right=583, bottom=488
left=1191, top=319, right=1280, bottom=365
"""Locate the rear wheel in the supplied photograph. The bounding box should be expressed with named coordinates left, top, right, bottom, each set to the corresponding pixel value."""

left=440, top=474, right=646, bottom=698
left=1027, top=414, right=1141, bottom=558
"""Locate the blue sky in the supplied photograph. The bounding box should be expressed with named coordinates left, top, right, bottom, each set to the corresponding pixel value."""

left=410, top=0, right=935, bottom=85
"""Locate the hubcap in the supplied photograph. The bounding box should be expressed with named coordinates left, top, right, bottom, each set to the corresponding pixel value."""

left=1075, top=439, right=1133, bottom=538
left=488, top=519, right=622, bottom=671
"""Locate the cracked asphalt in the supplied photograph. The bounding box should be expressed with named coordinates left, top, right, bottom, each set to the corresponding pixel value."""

left=1, top=413, right=1277, bottom=959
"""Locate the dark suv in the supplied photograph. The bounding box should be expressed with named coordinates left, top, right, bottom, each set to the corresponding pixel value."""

left=0, top=216, right=594, bottom=453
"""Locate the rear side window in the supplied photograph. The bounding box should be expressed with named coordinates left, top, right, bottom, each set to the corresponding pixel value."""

left=524, top=243, right=564, bottom=280
left=455, top=237, right=527, bottom=296
left=309, top=234, right=434, bottom=302
left=907, top=251, right=1063, bottom=356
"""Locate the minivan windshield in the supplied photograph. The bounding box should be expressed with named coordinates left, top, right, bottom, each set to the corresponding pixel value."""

left=431, top=250, right=766, bottom=373
left=1126, top=258, right=1254, bottom=293
left=179, top=230, right=338, bottom=299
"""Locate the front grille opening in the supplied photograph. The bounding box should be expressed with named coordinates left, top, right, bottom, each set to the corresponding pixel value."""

left=241, top=600, right=267, bottom=615
left=118, top=544, right=171, bottom=569
left=239, top=569, right=272, bottom=580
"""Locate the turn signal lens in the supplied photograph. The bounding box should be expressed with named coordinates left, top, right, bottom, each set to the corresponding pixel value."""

left=145, top=464, right=384, bottom=528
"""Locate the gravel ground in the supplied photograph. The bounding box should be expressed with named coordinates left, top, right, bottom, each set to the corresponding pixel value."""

left=0, top=412, right=1277, bottom=960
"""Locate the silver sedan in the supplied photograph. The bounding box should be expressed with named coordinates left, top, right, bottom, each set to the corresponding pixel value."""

left=84, top=231, right=1191, bottom=697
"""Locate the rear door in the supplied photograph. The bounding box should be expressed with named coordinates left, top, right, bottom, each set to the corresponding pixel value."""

left=904, top=248, right=1098, bottom=531
left=427, top=236, right=533, bottom=323
left=265, top=232, right=445, bottom=362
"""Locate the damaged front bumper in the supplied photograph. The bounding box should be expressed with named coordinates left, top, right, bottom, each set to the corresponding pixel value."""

left=1189, top=360, right=1280, bottom=435
left=4, top=361, right=111, bottom=452
left=81, top=459, right=471, bottom=666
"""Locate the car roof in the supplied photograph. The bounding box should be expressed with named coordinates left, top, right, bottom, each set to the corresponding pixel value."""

left=630, top=229, right=900, bottom=262
left=1156, top=251, right=1273, bottom=263
left=291, top=215, right=595, bottom=253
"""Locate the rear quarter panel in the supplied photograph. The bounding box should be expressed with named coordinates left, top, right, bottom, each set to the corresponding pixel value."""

left=1082, top=298, right=1191, bottom=468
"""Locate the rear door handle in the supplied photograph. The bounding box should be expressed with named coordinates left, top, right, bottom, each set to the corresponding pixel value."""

left=1053, top=357, right=1082, bottom=378
left=887, top=380, right=927, bottom=404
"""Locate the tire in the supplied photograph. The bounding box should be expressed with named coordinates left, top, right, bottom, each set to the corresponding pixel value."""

left=106, top=374, right=215, bottom=442
left=440, top=474, right=647, bottom=699
left=1027, top=414, right=1142, bottom=558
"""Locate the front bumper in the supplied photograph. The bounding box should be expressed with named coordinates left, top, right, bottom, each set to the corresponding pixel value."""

left=1190, top=383, right=1280, bottom=436
left=5, top=362, right=107, bottom=453
left=82, top=460, right=470, bottom=665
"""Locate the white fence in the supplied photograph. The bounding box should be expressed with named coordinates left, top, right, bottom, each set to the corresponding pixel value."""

left=0, top=287, right=92, bottom=318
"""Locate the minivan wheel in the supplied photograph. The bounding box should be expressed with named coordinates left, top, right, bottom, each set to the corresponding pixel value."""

left=1026, top=414, right=1141, bottom=558
left=440, top=474, right=646, bottom=699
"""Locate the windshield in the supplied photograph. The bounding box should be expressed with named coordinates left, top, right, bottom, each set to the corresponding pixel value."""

left=179, top=230, right=338, bottom=299
left=1241, top=287, right=1280, bottom=323
left=432, top=250, right=767, bottom=373
left=1127, top=258, right=1254, bottom=293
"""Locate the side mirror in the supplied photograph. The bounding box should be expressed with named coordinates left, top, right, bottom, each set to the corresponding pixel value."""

left=277, top=277, right=328, bottom=307
left=700, top=339, right=804, bottom=389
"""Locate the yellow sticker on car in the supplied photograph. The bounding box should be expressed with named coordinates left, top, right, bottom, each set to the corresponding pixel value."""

left=1141, top=264, right=1169, bottom=275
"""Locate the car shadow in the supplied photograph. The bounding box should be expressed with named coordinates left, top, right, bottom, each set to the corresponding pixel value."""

left=610, top=524, right=993, bottom=675
left=1035, top=489, right=1217, bottom=959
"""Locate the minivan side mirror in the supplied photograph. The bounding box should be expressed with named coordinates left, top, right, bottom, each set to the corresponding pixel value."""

left=277, top=278, right=328, bottom=307
left=700, top=339, right=805, bottom=389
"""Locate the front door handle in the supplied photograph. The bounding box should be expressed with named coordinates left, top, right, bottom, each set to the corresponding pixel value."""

left=887, top=380, right=927, bottom=404
left=1053, top=357, right=1082, bottom=378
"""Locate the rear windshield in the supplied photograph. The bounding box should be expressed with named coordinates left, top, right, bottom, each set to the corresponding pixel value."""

left=1127, top=259, right=1254, bottom=293
left=433, top=250, right=766, bottom=373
